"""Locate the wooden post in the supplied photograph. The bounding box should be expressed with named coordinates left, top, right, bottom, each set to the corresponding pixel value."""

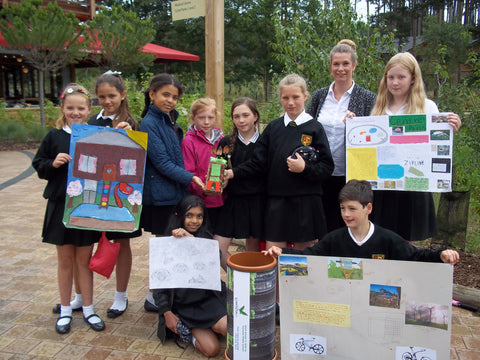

left=205, top=0, right=224, bottom=129
left=89, top=0, right=96, bottom=20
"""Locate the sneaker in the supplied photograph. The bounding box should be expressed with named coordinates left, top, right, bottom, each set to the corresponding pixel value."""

left=174, top=321, right=193, bottom=349
left=176, top=321, right=192, bottom=343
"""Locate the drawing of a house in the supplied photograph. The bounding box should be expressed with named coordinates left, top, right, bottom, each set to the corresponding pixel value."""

left=64, top=124, right=147, bottom=231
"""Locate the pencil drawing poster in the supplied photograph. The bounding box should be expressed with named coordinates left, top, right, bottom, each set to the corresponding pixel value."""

left=278, top=255, right=452, bottom=360
left=346, top=113, right=453, bottom=192
left=149, top=236, right=221, bottom=291
left=63, top=123, right=147, bottom=231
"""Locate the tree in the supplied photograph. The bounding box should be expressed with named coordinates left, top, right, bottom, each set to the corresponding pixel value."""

left=0, top=0, right=87, bottom=127
left=272, top=0, right=395, bottom=93
left=416, top=16, right=471, bottom=88
left=86, top=5, right=156, bottom=72
left=224, top=0, right=283, bottom=100
left=104, top=0, right=205, bottom=74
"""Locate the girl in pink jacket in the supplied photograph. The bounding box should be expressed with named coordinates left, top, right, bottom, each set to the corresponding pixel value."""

left=182, top=98, right=224, bottom=231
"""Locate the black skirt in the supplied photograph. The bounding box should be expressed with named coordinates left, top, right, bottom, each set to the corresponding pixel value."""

left=372, top=190, right=437, bottom=241
left=140, top=204, right=175, bottom=236
left=265, top=195, right=327, bottom=243
left=172, top=286, right=227, bottom=329
left=206, top=206, right=222, bottom=234
left=215, top=194, right=265, bottom=239
left=103, top=228, right=142, bottom=241
left=42, top=199, right=99, bottom=246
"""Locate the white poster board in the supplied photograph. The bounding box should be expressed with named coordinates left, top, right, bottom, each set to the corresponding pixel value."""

left=346, top=113, right=453, bottom=192
left=279, top=255, right=453, bottom=360
left=149, top=236, right=221, bottom=291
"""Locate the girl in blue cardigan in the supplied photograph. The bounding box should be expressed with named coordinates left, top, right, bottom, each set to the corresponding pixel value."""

left=139, top=73, right=204, bottom=310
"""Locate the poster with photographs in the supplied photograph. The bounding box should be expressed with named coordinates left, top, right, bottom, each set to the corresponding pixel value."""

left=346, top=113, right=453, bottom=192
left=278, top=255, right=452, bottom=360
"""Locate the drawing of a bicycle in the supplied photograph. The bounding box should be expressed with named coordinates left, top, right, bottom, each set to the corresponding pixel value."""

left=401, top=347, right=432, bottom=360
left=295, top=337, right=324, bottom=355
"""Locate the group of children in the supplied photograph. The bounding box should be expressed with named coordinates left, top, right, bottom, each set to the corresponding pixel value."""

left=34, top=49, right=460, bottom=357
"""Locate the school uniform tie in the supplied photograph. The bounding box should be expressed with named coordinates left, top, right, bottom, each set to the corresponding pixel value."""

left=288, top=121, right=297, bottom=127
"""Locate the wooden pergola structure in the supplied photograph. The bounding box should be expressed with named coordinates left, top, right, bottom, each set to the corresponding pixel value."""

left=0, top=1, right=101, bottom=106
left=1, top=0, right=100, bottom=21
left=0, top=1, right=199, bottom=106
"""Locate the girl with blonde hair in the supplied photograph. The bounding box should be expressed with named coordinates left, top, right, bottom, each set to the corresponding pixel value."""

left=226, top=74, right=334, bottom=250
left=372, top=52, right=428, bottom=116
left=370, top=52, right=461, bottom=241
left=33, top=84, right=105, bottom=334
left=182, top=97, right=224, bottom=231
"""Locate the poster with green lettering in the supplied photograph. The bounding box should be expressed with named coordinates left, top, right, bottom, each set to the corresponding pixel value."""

left=345, top=113, right=453, bottom=192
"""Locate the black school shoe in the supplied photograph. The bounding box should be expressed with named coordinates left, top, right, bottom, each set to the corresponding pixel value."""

left=144, top=299, right=159, bottom=312
left=107, top=299, right=128, bottom=318
left=84, top=314, right=105, bottom=331
left=52, top=303, right=82, bottom=314
left=55, top=316, right=72, bottom=334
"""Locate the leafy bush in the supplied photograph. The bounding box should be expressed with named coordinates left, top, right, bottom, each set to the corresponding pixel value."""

left=27, top=122, right=48, bottom=141
left=435, top=52, right=480, bottom=217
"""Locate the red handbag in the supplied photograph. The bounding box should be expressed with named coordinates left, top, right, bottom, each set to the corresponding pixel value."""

left=89, top=232, right=120, bottom=279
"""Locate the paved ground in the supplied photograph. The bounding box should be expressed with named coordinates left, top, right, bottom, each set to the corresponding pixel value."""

left=0, top=149, right=478, bottom=359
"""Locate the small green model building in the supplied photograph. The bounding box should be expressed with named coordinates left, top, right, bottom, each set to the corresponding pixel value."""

left=205, top=156, right=227, bottom=194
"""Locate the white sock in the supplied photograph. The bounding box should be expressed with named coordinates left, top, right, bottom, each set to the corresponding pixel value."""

left=110, top=291, right=127, bottom=311
left=146, top=291, right=155, bottom=305
left=58, top=305, right=72, bottom=326
left=70, top=293, right=83, bottom=308
left=192, top=335, right=197, bottom=347
left=83, top=304, right=101, bottom=324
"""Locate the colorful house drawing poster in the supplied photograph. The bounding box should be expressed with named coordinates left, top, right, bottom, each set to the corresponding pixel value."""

left=63, top=123, right=148, bottom=232
left=346, top=113, right=453, bottom=192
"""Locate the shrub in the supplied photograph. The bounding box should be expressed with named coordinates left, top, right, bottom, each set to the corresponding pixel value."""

left=0, top=122, right=27, bottom=142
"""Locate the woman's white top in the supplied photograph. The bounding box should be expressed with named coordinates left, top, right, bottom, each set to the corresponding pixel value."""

left=316, top=81, right=355, bottom=176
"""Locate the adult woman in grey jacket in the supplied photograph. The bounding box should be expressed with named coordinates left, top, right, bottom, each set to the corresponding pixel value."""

left=307, top=39, right=376, bottom=231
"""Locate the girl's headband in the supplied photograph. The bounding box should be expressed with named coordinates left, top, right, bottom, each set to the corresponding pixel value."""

left=104, top=70, right=122, bottom=76
left=61, top=86, right=90, bottom=99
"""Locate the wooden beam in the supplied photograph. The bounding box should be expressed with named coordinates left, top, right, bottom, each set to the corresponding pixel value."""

left=453, top=284, right=480, bottom=310
left=1, top=0, right=99, bottom=21
left=205, top=0, right=224, bottom=129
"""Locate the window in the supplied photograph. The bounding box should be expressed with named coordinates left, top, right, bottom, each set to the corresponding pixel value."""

left=120, top=159, right=136, bottom=176
left=78, top=154, right=97, bottom=174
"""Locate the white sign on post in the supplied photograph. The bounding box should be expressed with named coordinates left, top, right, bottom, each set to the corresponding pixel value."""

left=171, top=0, right=205, bottom=21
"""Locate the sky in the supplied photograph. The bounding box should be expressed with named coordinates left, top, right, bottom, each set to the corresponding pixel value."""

left=355, top=0, right=371, bottom=21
